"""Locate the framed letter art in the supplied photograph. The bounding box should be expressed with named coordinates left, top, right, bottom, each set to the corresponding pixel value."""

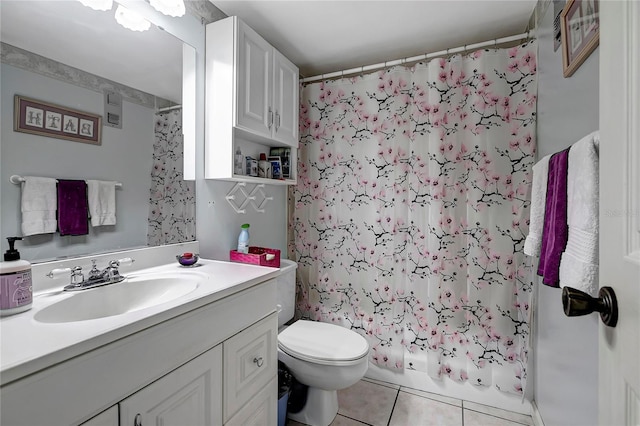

left=14, top=95, right=102, bottom=145
left=561, top=0, right=599, bottom=78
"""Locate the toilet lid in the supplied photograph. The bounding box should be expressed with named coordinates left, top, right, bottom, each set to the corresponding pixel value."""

left=278, top=320, right=369, bottom=364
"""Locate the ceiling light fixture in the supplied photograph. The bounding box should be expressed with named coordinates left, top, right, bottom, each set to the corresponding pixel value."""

left=77, top=0, right=113, bottom=11
left=115, top=4, right=151, bottom=32
left=149, top=0, right=185, bottom=17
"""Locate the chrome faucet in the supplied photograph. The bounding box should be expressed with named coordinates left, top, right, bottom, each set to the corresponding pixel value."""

left=48, top=257, right=135, bottom=291
left=84, top=259, right=126, bottom=287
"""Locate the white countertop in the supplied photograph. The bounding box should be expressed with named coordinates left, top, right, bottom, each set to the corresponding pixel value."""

left=0, top=258, right=280, bottom=385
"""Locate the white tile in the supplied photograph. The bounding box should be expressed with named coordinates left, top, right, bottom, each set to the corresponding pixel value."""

left=463, top=401, right=532, bottom=425
left=330, top=414, right=370, bottom=426
left=389, top=391, right=462, bottom=426
left=464, top=409, right=531, bottom=426
left=338, top=380, right=398, bottom=426
left=399, top=386, right=462, bottom=407
left=363, top=376, right=400, bottom=390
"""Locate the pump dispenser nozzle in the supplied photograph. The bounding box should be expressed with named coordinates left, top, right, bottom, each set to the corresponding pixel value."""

left=4, top=237, right=23, bottom=261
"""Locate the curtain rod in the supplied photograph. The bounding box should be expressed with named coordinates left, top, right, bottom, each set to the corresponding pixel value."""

left=301, top=31, right=533, bottom=84
left=156, top=104, right=182, bottom=113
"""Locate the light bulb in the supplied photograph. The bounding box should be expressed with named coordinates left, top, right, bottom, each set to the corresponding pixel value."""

left=115, top=5, right=151, bottom=32
left=149, top=0, right=185, bottom=17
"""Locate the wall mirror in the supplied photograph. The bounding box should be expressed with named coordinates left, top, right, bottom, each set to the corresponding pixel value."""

left=0, top=0, right=197, bottom=263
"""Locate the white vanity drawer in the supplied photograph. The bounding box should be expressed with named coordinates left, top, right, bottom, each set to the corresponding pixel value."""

left=225, top=377, right=277, bottom=426
left=223, top=312, right=277, bottom=422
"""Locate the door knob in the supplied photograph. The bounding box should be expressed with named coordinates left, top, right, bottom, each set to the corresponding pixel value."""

left=562, top=286, right=618, bottom=327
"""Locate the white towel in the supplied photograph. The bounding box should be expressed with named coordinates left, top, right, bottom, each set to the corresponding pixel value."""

left=524, top=155, right=551, bottom=256
left=559, top=131, right=599, bottom=296
left=20, top=176, right=57, bottom=236
left=86, top=180, right=117, bottom=226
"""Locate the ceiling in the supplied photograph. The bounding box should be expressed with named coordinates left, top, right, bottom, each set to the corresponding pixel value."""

left=212, top=0, right=537, bottom=78
left=0, top=1, right=183, bottom=103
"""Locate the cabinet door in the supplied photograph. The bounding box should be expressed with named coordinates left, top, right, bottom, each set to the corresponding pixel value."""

left=119, top=345, right=222, bottom=426
left=223, top=313, right=277, bottom=423
left=225, top=378, right=277, bottom=426
left=273, top=49, right=299, bottom=147
left=236, top=19, right=273, bottom=139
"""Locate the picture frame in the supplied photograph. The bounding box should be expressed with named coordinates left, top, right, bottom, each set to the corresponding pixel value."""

left=14, top=95, right=102, bottom=145
left=268, top=156, right=282, bottom=179
left=269, top=147, right=291, bottom=178
left=560, top=0, right=599, bottom=78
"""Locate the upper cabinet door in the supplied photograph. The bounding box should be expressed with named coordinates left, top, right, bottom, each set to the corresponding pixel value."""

left=273, top=50, right=299, bottom=147
left=236, top=20, right=273, bottom=139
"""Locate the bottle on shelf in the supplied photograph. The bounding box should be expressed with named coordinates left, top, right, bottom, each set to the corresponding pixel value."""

left=237, top=224, right=250, bottom=254
left=234, top=148, right=244, bottom=175
left=258, top=153, right=271, bottom=178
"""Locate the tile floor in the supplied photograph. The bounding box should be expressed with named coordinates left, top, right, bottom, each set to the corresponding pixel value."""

left=287, top=378, right=533, bottom=426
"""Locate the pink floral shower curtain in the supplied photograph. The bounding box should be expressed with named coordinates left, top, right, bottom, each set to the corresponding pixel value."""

left=293, top=41, right=537, bottom=395
left=147, top=109, right=196, bottom=246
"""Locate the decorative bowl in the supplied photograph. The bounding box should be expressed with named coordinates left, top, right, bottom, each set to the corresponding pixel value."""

left=176, top=252, right=199, bottom=266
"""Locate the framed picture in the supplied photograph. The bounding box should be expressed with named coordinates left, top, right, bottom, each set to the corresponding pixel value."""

left=14, top=95, right=102, bottom=145
left=269, top=147, right=291, bottom=178
left=561, top=0, right=599, bottom=78
left=268, top=156, right=282, bottom=179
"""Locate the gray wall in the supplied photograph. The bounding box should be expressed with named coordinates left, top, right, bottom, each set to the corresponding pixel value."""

left=533, top=1, right=599, bottom=425
left=0, top=63, right=154, bottom=262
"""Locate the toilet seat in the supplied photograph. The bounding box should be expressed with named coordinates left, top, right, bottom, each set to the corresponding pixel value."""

left=278, top=320, right=369, bottom=366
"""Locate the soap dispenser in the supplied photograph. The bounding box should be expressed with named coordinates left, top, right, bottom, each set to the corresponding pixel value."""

left=0, top=237, right=33, bottom=316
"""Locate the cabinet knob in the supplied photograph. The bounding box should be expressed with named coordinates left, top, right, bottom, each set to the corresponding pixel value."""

left=253, top=356, right=264, bottom=367
left=134, top=413, right=142, bottom=426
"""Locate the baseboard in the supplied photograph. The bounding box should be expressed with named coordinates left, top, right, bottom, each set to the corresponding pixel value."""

left=531, top=400, right=546, bottom=426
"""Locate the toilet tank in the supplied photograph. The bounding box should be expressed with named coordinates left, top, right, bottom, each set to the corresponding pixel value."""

left=276, top=259, right=298, bottom=329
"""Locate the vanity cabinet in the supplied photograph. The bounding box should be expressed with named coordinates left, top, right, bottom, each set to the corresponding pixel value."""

left=2, top=279, right=278, bottom=426
left=205, top=16, right=299, bottom=185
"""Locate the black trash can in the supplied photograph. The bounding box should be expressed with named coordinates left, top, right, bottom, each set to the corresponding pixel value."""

left=278, top=361, right=293, bottom=426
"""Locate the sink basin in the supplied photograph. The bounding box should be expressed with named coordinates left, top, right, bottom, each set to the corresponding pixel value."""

left=34, top=272, right=203, bottom=323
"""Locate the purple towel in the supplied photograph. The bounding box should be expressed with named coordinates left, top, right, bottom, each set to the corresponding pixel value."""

left=537, top=148, right=570, bottom=287
left=57, top=180, right=89, bottom=236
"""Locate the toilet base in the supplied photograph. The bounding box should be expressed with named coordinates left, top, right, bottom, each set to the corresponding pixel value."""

left=287, top=387, right=338, bottom=426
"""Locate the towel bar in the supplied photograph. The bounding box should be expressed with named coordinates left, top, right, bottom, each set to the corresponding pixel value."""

left=9, top=175, right=122, bottom=188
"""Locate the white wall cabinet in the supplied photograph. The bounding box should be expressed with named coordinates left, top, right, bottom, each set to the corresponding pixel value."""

left=206, top=16, right=299, bottom=185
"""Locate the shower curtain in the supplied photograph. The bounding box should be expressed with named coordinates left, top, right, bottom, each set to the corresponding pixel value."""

left=147, top=109, right=196, bottom=246
left=293, top=41, right=537, bottom=395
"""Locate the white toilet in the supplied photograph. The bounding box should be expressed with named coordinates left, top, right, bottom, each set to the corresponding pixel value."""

left=276, top=260, right=370, bottom=426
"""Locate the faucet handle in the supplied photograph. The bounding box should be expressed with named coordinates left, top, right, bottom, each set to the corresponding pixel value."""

left=70, top=266, right=84, bottom=285
left=47, top=267, right=71, bottom=279
left=116, top=257, right=134, bottom=267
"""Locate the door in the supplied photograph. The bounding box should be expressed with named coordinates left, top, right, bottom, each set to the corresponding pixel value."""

left=236, top=19, right=273, bottom=138
left=599, top=1, right=640, bottom=424
left=273, top=49, right=299, bottom=147
left=119, top=345, right=222, bottom=426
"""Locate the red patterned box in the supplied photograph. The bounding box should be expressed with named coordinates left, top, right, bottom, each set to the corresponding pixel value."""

left=229, top=246, right=281, bottom=268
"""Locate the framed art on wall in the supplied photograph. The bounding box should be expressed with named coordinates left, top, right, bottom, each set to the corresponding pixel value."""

left=14, top=95, right=102, bottom=145
left=561, top=0, right=599, bottom=77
